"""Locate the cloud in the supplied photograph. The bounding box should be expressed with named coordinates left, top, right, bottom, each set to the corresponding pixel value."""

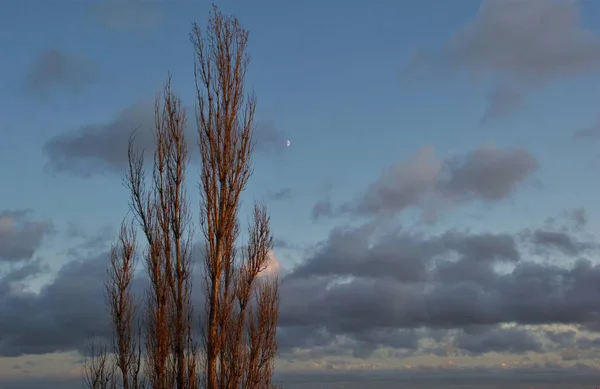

left=25, top=49, right=97, bottom=94
left=311, top=198, right=334, bottom=221
left=0, top=259, right=48, bottom=288
left=438, top=146, right=539, bottom=201
left=480, top=84, right=525, bottom=126
left=5, top=205, right=600, bottom=375
left=43, top=103, right=162, bottom=177
left=253, top=121, right=289, bottom=155
left=43, top=103, right=286, bottom=178
left=454, top=326, right=542, bottom=355
left=352, top=146, right=441, bottom=218
left=63, top=224, right=114, bottom=259
left=0, top=210, right=54, bottom=262
left=528, top=229, right=596, bottom=256
left=289, top=225, right=520, bottom=284
left=0, top=254, right=112, bottom=356
left=574, top=121, right=600, bottom=139
left=0, top=241, right=205, bottom=357
left=314, top=145, right=538, bottom=220
left=412, top=0, right=600, bottom=123
left=94, top=1, right=162, bottom=32
left=267, top=188, right=293, bottom=201
left=566, top=207, right=587, bottom=230
left=274, top=210, right=600, bottom=359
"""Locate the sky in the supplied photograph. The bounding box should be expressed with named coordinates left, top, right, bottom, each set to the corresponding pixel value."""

left=3, top=0, right=600, bottom=387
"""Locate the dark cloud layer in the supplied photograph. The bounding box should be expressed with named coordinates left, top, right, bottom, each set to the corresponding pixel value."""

left=271, top=208, right=600, bottom=359
left=0, top=210, right=53, bottom=262
left=411, top=0, right=600, bottom=123
left=455, top=326, right=542, bottom=355
left=0, top=240, right=206, bottom=357
left=26, top=49, right=97, bottom=94
left=313, top=145, right=538, bottom=220
left=282, top=220, right=600, bottom=335
left=2, top=208, right=599, bottom=362
left=0, top=254, right=109, bottom=356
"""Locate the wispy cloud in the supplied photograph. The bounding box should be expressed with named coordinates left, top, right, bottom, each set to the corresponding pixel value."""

left=411, top=0, right=600, bottom=123
left=94, top=1, right=162, bottom=33
left=25, top=49, right=97, bottom=94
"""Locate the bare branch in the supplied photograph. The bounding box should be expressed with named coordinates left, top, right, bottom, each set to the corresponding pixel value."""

left=83, top=338, right=116, bottom=389
left=105, top=220, right=143, bottom=389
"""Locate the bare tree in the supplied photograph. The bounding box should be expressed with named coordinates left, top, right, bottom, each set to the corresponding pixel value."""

left=191, top=6, right=280, bottom=389
left=83, top=338, right=116, bottom=389
left=105, top=221, right=143, bottom=389
left=83, top=5, right=279, bottom=389
left=126, top=75, right=198, bottom=389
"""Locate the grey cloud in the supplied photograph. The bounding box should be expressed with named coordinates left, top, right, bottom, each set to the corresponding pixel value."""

left=43, top=103, right=285, bottom=177
left=574, top=121, right=600, bottom=139
left=0, top=259, right=48, bottom=299
left=0, top=254, right=112, bottom=356
left=290, top=225, right=519, bottom=283
left=277, top=325, right=334, bottom=351
left=273, top=238, right=304, bottom=252
left=26, top=49, right=97, bottom=93
left=268, top=188, right=293, bottom=201
left=311, top=198, right=334, bottom=221
left=316, top=145, right=538, bottom=220
left=95, top=1, right=162, bottom=32
left=353, top=146, right=440, bottom=217
left=64, top=224, right=114, bottom=258
left=277, top=217, right=600, bottom=356
left=540, top=208, right=587, bottom=232
left=567, top=207, right=587, bottom=230
left=520, top=210, right=596, bottom=255
left=350, top=327, right=418, bottom=353
left=0, top=210, right=54, bottom=262
left=529, top=229, right=595, bottom=256
left=4, top=209, right=600, bottom=363
left=0, top=259, right=47, bottom=286
left=414, top=0, right=600, bottom=122
left=545, top=329, right=577, bottom=348
left=480, top=84, right=524, bottom=125
left=43, top=103, right=163, bottom=177
left=438, top=146, right=538, bottom=201
left=455, top=326, right=542, bottom=355
left=0, top=242, right=207, bottom=357
left=575, top=336, right=600, bottom=351
left=254, top=121, right=288, bottom=155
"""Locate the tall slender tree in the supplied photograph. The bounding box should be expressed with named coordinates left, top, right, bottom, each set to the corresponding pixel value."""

left=84, top=5, right=279, bottom=389
left=191, top=6, right=280, bottom=389
left=126, top=76, right=198, bottom=389
left=105, top=221, right=143, bottom=389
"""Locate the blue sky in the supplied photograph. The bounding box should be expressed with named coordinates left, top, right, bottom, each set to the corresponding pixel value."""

left=3, top=0, right=600, bottom=388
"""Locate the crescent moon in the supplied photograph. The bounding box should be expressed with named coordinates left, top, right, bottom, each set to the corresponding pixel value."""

left=286, top=140, right=291, bottom=147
